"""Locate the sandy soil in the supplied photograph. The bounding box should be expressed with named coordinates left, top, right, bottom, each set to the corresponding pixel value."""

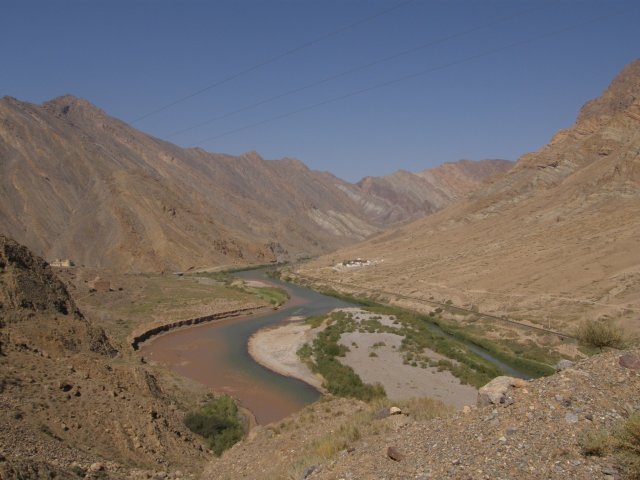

left=339, top=331, right=477, bottom=408
left=248, top=320, right=325, bottom=391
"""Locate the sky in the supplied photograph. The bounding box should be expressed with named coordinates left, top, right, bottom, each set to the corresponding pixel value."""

left=2, top=0, right=639, bottom=182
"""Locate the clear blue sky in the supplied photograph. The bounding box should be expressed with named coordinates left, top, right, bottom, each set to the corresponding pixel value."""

left=2, top=0, right=639, bottom=182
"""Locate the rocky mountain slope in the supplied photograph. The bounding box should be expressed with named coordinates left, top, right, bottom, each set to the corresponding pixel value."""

left=204, top=349, right=640, bottom=479
left=0, top=95, right=511, bottom=272
left=297, top=59, right=640, bottom=335
left=0, top=235, right=209, bottom=478
left=356, top=159, right=513, bottom=224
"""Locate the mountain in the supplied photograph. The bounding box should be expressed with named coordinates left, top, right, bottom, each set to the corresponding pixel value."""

left=0, top=95, right=511, bottom=272
left=356, top=159, right=514, bottom=224
left=296, top=59, right=640, bottom=335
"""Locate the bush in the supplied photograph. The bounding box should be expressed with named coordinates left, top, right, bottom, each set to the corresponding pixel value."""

left=615, top=412, right=640, bottom=478
left=576, top=320, right=624, bottom=350
left=580, top=428, right=611, bottom=456
left=184, top=395, right=244, bottom=456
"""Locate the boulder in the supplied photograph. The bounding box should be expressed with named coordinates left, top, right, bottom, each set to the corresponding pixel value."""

left=386, top=446, right=404, bottom=462
left=556, top=359, right=575, bottom=371
left=619, top=354, right=640, bottom=370
left=477, top=376, right=527, bottom=406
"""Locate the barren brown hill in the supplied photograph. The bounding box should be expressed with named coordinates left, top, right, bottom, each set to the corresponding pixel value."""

left=0, top=234, right=210, bottom=478
left=297, top=59, right=640, bottom=336
left=0, top=95, right=510, bottom=272
left=356, top=159, right=514, bottom=224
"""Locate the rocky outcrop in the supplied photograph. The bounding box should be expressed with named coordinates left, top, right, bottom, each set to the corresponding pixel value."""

left=0, top=237, right=209, bottom=475
left=0, top=234, right=117, bottom=357
left=0, top=234, right=77, bottom=317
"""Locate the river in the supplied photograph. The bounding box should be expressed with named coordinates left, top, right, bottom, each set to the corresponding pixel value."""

left=140, top=268, right=529, bottom=425
left=140, top=269, right=353, bottom=424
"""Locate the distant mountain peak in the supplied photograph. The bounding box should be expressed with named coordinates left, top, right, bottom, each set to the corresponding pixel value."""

left=577, top=59, right=640, bottom=124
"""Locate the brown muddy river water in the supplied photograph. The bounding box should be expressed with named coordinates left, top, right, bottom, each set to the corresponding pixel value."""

left=140, top=269, right=354, bottom=424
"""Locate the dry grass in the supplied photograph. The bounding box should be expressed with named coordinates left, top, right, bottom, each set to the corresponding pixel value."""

left=273, top=396, right=452, bottom=480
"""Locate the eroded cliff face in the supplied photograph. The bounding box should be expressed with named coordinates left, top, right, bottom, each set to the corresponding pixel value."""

left=297, top=59, right=640, bottom=333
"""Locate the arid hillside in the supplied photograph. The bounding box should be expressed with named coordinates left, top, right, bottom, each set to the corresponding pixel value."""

left=0, top=96, right=510, bottom=272
left=297, top=59, right=640, bottom=336
left=0, top=235, right=211, bottom=478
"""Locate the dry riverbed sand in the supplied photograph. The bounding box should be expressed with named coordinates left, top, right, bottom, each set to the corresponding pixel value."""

left=248, top=308, right=477, bottom=408
left=248, top=318, right=325, bottom=391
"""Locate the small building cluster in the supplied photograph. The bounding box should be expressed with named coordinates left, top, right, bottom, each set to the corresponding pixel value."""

left=340, top=258, right=372, bottom=268
left=50, top=258, right=73, bottom=267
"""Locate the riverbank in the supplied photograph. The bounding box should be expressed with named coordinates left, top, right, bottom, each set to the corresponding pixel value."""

left=247, top=319, right=325, bottom=392
left=130, top=306, right=268, bottom=350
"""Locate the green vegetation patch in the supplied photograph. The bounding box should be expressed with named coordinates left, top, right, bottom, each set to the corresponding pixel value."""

left=194, top=271, right=289, bottom=307
left=295, top=283, right=556, bottom=379
left=184, top=395, right=244, bottom=456
left=299, top=311, right=385, bottom=401
left=244, top=285, right=288, bottom=307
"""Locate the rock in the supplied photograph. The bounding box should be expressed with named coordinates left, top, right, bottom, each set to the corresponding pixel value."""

left=389, top=406, right=402, bottom=415
left=511, top=378, right=528, bottom=388
left=565, top=413, right=579, bottom=424
left=477, top=376, right=523, bottom=406
left=89, top=462, right=105, bottom=472
left=301, top=465, right=316, bottom=478
left=619, top=353, right=640, bottom=370
left=58, top=381, right=73, bottom=392
left=462, top=405, right=471, bottom=414
left=556, top=360, right=575, bottom=371
left=386, top=446, right=404, bottom=462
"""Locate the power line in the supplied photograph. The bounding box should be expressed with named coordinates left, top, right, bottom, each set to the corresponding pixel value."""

left=194, top=5, right=638, bottom=146
left=165, top=3, right=551, bottom=139
left=129, top=0, right=415, bottom=124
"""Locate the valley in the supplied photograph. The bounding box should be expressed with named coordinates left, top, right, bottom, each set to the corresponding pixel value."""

left=0, top=40, right=639, bottom=480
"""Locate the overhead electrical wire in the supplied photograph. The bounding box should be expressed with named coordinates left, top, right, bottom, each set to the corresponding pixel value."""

left=194, top=5, right=638, bottom=146
left=129, top=0, right=415, bottom=124
left=165, top=3, right=551, bottom=139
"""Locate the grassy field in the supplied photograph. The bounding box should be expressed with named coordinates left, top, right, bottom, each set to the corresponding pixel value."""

left=69, top=270, right=263, bottom=346
left=193, top=271, right=289, bottom=307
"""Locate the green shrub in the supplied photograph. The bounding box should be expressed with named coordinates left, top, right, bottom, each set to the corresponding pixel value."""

left=615, top=412, right=640, bottom=478
left=576, top=320, right=624, bottom=351
left=580, top=428, right=611, bottom=456
left=184, top=395, right=244, bottom=456
left=299, top=312, right=386, bottom=401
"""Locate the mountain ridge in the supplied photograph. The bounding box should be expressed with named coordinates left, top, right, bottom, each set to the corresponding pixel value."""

left=0, top=95, right=512, bottom=271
